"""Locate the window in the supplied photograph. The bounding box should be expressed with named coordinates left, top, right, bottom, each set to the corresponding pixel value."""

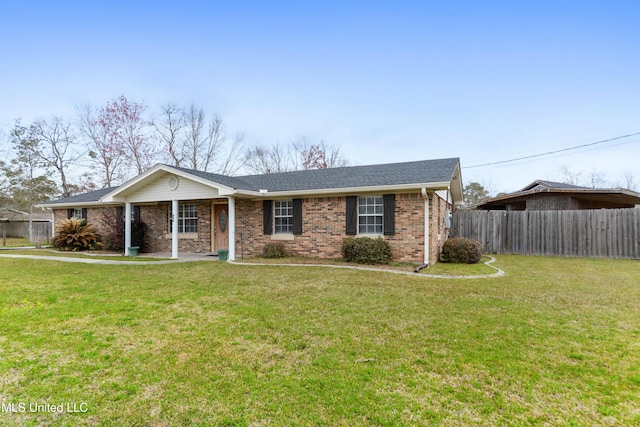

left=169, top=204, right=198, bottom=233
left=68, top=208, right=87, bottom=220
left=274, top=200, right=293, bottom=233
left=358, top=196, right=383, bottom=234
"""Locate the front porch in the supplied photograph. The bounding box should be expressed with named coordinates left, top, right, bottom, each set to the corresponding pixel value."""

left=124, top=198, right=235, bottom=260
left=96, top=165, right=240, bottom=261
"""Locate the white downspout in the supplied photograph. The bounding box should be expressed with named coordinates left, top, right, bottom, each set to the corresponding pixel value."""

left=171, top=199, right=179, bottom=259
left=421, top=188, right=430, bottom=265
left=124, top=202, right=132, bottom=255
left=228, top=196, right=235, bottom=261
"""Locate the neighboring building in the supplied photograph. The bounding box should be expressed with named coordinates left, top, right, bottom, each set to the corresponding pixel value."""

left=38, top=158, right=463, bottom=264
left=474, top=179, right=640, bottom=211
left=0, top=208, right=53, bottom=240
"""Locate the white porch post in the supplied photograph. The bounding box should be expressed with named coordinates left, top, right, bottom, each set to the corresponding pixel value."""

left=171, top=199, right=179, bottom=259
left=228, top=196, right=235, bottom=261
left=124, top=202, right=132, bottom=255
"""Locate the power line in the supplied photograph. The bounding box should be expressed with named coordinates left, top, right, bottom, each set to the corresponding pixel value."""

left=463, top=131, right=640, bottom=169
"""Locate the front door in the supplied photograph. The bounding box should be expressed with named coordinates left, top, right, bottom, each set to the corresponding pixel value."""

left=213, top=204, right=229, bottom=252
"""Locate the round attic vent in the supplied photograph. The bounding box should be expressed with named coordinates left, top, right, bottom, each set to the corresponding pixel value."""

left=168, top=176, right=179, bottom=191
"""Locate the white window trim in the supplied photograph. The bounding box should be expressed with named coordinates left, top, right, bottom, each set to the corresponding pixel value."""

left=73, top=208, right=85, bottom=220
left=273, top=200, right=293, bottom=234
left=357, top=196, right=384, bottom=235
left=168, top=203, right=199, bottom=234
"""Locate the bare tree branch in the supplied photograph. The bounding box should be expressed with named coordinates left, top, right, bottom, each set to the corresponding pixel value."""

left=152, top=103, right=186, bottom=167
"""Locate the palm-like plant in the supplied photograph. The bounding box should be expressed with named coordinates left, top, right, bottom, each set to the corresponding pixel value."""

left=53, top=218, right=101, bottom=251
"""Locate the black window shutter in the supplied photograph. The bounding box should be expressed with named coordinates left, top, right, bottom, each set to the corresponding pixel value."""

left=345, top=196, right=357, bottom=235
left=67, top=209, right=73, bottom=219
left=263, top=200, right=273, bottom=235
left=383, top=194, right=395, bottom=236
left=292, top=198, right=303, bottom=235
left=81, top=208, right=88, bottom=221
left=133, top=205, right=141, bottom=223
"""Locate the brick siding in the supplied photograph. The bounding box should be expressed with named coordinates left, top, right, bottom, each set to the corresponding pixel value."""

left=236, top=192, right=450, bottom=264
left=54, top=191, right=451, bottom=263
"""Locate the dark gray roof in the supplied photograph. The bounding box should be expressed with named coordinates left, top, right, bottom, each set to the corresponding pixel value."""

left=174, top=158, right=460, bottom=192
left=41, top=158, right=460, bottom=206
left=521, top=179, right=588, bottom=191
left=169, top=166, right=259, bottom=190
left=44, top=187, right=118, bottom=205
left=241, top=158, right=459, bottom=191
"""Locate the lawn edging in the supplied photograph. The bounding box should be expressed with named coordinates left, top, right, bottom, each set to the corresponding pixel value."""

left=229, top=255, right=505, bottom=279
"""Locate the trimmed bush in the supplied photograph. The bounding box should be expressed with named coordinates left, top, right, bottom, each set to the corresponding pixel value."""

left=53, top=218, right=101, bottom=251
left=263, top=242, right=288, bottom=258
left=341, top=237, right=392, bottom=265
left=440, top=237, right=483, bottom=264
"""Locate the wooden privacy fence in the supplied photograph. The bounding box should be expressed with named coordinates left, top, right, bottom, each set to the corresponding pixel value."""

left=1, top=222, right=52, bottom=241
left=451, top=208, right=640, bottom=259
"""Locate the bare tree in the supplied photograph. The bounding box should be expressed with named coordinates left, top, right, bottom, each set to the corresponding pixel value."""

left=292, top=136, right=348, bottom=170
left=0, top=130, right=10, bottom=204
left=244, top=143, right=297, bottom=174
left=76, top=103, right=126, bottom=188
left=32, top=116, right=83, bottom=197
left=152, top=103, right=186, bottom=167
left=587, top=168, right=608, bottom=188
left=152, top=103, right=246, bottom=174
left=183, top=105, right=226, bottom=171
left=244, top=138, right=349, bottom=174
left=559, top=165, right=583, bottom=186
left=101, top=95, right=156, bottom=175
left=622, top=172, right=637, bottom=191
left=216, top=131, right=247, bottom=176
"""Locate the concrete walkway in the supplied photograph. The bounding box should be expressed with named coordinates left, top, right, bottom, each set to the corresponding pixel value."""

left=0, top=248, right=504, bottom=278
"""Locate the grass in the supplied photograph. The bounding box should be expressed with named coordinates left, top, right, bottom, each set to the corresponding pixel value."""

left=420, top=256, right=499, bottom=276
left=0, top=250, right=171, bottom=262
left=235, top=255, right=420, bottom=271
left=0, top=255, right=638, bottom=426
left=0, top=237, right=36, bottom=247
left=237, top=255, right=499, bottom=276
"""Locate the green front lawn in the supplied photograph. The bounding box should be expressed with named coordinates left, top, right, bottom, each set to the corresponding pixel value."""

left=0, top=256, right=638, bottom=426
left=0, top=237, right=36, bottom=247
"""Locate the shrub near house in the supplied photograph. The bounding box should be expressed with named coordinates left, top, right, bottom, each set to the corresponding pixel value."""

left=440, top=237, right=482, bottom=264
left=341, top=237, right=393, bottom=265
left=52, top=218, right=101, bottom=251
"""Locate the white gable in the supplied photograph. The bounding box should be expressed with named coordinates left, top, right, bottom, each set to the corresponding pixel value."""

left=113, top=172, right=220, bottom=203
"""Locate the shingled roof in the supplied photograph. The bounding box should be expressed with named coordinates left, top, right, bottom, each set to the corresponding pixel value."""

left=41, top=157, right=462, bottom=206
left=43, top=187, right=119, bottom=205
left=235, top=158, right=460, bottom=192
left=170, top=158, right=460, bottom=192
left=521, top=179, right=589, bottom=192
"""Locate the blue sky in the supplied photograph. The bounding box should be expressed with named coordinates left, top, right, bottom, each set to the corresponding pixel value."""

left=1, top=1, right=639, bottom=193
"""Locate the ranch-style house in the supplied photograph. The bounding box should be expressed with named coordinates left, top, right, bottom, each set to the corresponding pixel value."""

left=39, top=158, right=463, bottom=264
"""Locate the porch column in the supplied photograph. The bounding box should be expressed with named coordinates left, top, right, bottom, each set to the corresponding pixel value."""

left=171, top=199, right=179, bottom=259
left=228, top=196, right=235, bottom=261
left=124, top=202, right=132, bottom=255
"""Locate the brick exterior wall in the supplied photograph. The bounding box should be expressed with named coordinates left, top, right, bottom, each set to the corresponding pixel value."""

left=53, top=206, right=118, bottom=241
left=428, top=192, right=450, bottom=265
left=235, top=192, right=451, bottom=264
left=53, top=191, right=452, bottom=263
left=143, top=200, right=212, bottom=253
